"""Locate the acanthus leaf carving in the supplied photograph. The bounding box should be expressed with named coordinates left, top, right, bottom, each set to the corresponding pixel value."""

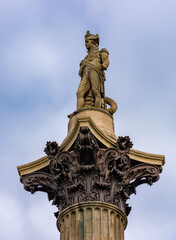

left=116, top=136, right=133, bottom=154
left=44, top=141, right=60, bottom=160
left=21, top=128, right=162, bottom=217
left=22, top=172, right=56, bottom=195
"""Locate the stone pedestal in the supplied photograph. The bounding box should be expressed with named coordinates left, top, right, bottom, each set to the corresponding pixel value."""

left=57, top=202, right=127, bottom=240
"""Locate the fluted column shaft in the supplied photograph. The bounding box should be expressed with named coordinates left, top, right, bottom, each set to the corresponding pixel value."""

left=57, top=202, right=127, bottom=240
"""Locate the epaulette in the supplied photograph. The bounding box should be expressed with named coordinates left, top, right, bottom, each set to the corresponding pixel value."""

left=99, top=48, right=109, bottom=55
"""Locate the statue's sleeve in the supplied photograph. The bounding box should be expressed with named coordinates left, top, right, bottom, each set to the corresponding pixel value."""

left=100, top=48, right=109, bottom=70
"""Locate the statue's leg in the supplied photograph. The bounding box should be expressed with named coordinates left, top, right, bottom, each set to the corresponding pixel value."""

left=77, top=75, right=90, bottom=109
left=89, top=70, right=101, bottom=108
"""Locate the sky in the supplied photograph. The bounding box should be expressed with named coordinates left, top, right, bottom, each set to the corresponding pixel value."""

left=1, top=0, right=176, bottom=239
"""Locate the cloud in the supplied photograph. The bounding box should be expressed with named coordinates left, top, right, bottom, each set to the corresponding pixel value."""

left=0, top=191, right=59, bottom=240
left=0, top=192, right=25, bottom=240
left=3, top=35, right=63, bottom=87
left=26, top=196, right=59, bottom=240
left=0, top=0, right=26, bottom=24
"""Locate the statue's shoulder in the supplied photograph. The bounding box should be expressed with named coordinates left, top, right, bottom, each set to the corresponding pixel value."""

left=99, top=48, right=109, bottom=55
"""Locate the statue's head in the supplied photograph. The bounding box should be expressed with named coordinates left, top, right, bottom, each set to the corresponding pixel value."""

left=85, top=31, right=99, bottom=49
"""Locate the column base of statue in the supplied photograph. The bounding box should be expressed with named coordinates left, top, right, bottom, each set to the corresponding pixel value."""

left=57, top=201, right=127, bottom=240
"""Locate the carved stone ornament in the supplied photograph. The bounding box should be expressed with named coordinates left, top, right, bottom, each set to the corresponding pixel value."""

left=21, top=127, right=162, bottom=217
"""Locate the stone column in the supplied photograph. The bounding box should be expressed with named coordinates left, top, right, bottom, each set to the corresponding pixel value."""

left=57, top=202, right=127, bottom=240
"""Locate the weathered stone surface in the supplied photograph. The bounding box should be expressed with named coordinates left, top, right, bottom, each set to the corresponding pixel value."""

left=57, top=202, right=127, bottom=240
left=21, top=127, right=162, bottom=217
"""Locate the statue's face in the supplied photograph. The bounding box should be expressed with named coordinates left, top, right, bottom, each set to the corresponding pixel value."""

left=85, top=39, right=94, bottom=50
